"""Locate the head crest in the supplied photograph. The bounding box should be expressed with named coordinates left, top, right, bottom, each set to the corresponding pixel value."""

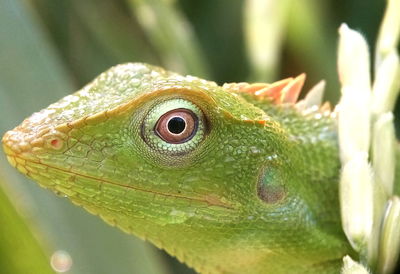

left=223, top=74, right=331, bottom=113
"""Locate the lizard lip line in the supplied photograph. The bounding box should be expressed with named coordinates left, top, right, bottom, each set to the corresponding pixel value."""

left=4, top=150, right=234, bottom=210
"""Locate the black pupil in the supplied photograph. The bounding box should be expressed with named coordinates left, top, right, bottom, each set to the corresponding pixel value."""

left=168, top=117, right=186, bottom=134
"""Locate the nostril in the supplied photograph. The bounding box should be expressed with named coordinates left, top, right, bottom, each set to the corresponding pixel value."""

left=40, top=130, right=67, bottom=152
left=48, top=137, right=64, bottom=150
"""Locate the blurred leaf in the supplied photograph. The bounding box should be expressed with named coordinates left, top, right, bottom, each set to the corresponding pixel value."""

left=67, top=0, right=160, bottom=84
left=178, top=0, right=248, bottom=83
left=286, top=0, right=339, bottom=102
left=127, top=0, right=210, bottom=77
left=0, top=177, right=54, bottom=274
left=71, top=0, right=157, bottom=62
left=244, top=0, right=292, bottom=82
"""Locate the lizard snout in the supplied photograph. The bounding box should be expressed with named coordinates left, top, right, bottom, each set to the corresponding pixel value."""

left=2, top=119, right=67, bottom=161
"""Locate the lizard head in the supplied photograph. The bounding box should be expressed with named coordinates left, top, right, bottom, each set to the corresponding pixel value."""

left=2, top=63, right=350, bottom=272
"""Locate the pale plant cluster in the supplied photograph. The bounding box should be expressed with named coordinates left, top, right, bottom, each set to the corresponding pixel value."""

left=337, top=0, right=400, bottom=273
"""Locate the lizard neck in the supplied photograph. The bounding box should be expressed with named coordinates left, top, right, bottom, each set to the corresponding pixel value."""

left=240, top=92, right=346, bottom=239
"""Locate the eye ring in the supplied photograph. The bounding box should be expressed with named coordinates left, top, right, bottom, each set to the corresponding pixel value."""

left=155, top=108, right=198, bottom=144
left=139, top=98, right=207, bottom=157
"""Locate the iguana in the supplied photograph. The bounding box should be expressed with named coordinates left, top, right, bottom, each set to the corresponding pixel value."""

left=2, top=63, right=361, bottom=273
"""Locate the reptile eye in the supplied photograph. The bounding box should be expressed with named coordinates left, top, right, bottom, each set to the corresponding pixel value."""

left=155, top=109, right=198, bottom=144
left=141, top=98, right=206, bottom=156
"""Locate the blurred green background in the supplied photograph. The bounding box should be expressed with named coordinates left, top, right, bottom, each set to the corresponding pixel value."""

left=0, top=0, right=394, bottom=273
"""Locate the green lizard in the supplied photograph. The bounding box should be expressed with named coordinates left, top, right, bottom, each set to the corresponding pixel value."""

left=3, top=0, right=400, bottom=270
left=2, top=63, right=361, bottom=273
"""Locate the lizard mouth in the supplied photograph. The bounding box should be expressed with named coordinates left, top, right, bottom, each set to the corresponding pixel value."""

left=2, top=137, right=234, bottom=210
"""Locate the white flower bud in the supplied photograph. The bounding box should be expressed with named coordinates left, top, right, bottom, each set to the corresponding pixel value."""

left=338, top=24, right=371, bottom=92
left=377, top=197, right=400, bottom=274
left=372, top=113, right=396, bottom=196
left=372, top=51, right=400, bottom=114
left=341, top=255, right=370, bottom=274
left=338, top=87, right=370, bottom=163
left=340, top=152, right=374, bottom=252
left=375, top=0, right=400, bottom=68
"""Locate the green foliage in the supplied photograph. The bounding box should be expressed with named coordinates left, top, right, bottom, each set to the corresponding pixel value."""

left=0, top=180, right=54, bottom=274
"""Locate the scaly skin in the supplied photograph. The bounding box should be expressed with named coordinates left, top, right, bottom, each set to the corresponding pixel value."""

left=2, top=63, right=355, bottom=273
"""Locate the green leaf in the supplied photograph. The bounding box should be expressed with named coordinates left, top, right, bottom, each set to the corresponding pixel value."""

left=0, top=177, right=54, bottom=274
left=127, top=0, right=210, bottom=78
